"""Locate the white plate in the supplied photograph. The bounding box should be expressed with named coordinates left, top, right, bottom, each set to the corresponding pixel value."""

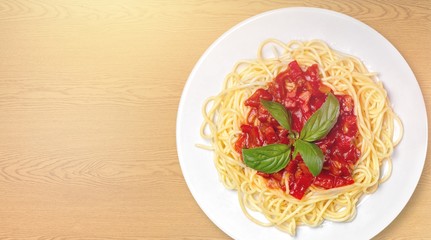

left=176, top=7, right=427, bottom=240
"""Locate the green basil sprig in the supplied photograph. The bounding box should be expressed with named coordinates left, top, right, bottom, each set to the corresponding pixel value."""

left=293, top=139, right=324, bottom=176
left=300, top=93, right=340, bottom=142
left=260, top=99, right=292, bottom=132
left=241, top=93, right=340, bottom=177
left=242, top=144, right=291, bottom=173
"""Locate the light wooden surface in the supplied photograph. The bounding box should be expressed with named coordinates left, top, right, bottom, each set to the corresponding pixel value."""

left=0, top=0, right=429, bottom=239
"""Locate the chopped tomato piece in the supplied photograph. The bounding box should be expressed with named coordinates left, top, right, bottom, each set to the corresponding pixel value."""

left=284, top=97, right=297, bottom=108
left=261, top=125, right=278, bottom=144
left=240, top=125, right=263, bottom=149
left=257, top=104, right=270, bottom=123
left=334, top=176, right=354, bottom=187
left=313, top=171, right=335, bottom=189
left=309, top=93, right=326, bottom=111
left=247, top=107, right=257, bottom=124
left=268, top=77, right=286, bottom=102
left=342, top=115, right=358, bottom=137
left=287, top=60, right=303, bottom=81
left=235, top=134, right=246, bottom=153
left=286, top=87, right=297, bottom=98
left=338, top=95, right=354, bottom=113
left=304, top=64, right=320, bottom=82
left=286, top=158, right=314, bottom=199
left=299, top=91, right=311, bottom=104
left=244, top=88, right=272, bottom=107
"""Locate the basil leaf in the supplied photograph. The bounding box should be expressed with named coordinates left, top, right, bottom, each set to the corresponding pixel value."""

left=300, top=93, right=340, bottom=142
left=292, top=146, right=298, bottom=159
left=294, top=139, right=324, bottom=176
left=242, top=144, right=291, bottom=174
left=260, top=99, right=292, bottom=132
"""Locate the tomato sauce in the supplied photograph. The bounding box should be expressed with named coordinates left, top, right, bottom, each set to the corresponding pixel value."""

left=235, top=61, right=360, bottom=200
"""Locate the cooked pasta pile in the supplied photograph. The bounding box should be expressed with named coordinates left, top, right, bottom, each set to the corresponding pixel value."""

left=199, top=39, right=402, bottom=235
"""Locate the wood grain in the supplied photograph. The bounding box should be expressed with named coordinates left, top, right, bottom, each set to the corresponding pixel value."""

left=0, top=0, right=429, bottom=239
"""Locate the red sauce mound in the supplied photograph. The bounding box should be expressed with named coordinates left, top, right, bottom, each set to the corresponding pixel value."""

left=235, top=61, right=361, bottom=200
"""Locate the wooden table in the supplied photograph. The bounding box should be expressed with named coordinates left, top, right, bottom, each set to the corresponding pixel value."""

left=0, top=0, right=429, bottom=239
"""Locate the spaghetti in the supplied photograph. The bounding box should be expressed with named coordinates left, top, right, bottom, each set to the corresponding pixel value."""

left=199, top=40, right=402, bottom=235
